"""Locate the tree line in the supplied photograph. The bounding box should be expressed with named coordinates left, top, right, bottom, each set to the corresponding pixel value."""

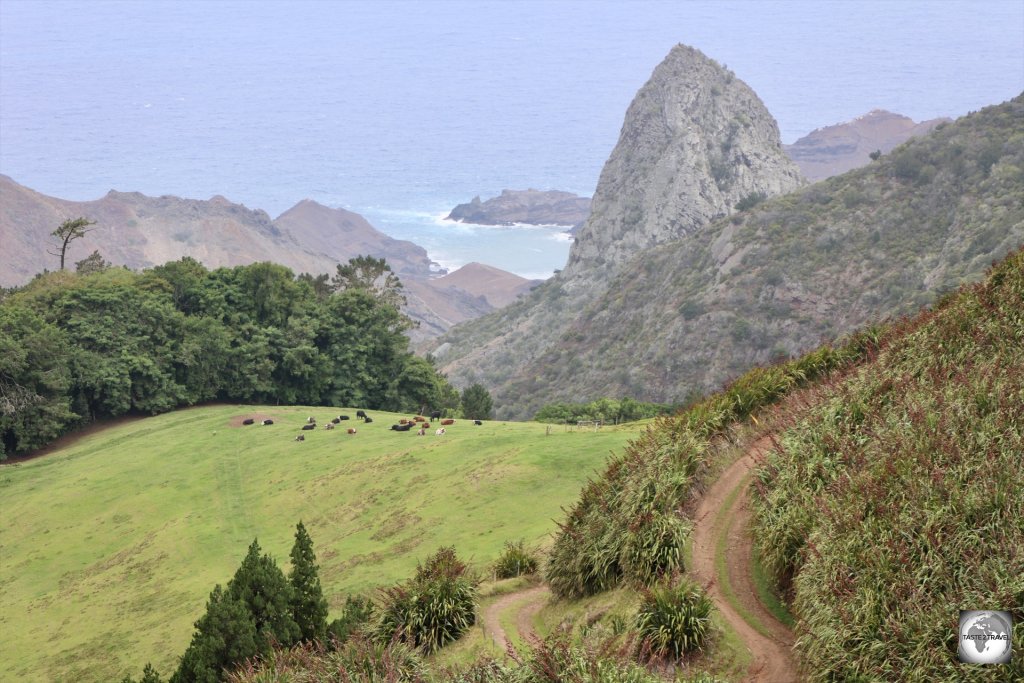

left=0, top=254, right=462, bottom=458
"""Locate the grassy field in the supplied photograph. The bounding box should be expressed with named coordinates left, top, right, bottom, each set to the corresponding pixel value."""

left=0, top=405, right=641, bottom=682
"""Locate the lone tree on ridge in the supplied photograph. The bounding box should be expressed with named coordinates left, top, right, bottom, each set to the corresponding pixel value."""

left=49, top=217, right=96, bottom=270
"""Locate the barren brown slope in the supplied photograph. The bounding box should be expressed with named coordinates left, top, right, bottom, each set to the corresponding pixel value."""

left=0, top=174, right=336, bottom=286
left=785, top=109, right=950, bottom=181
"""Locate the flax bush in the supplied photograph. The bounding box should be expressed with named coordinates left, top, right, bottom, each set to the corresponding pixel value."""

left=634, top=577, right=714, bottom=658
left=374, top=547, right=477, bottom=654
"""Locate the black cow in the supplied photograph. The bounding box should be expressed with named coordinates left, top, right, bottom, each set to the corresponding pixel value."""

left=295, top=434, right=305, bottom=441
left=430, top=410, right=442, bottom=421
left=262, top=419, right=274, bottom=426
left=331, top=417, right=341, bottom=424
left=306, top=416, right=316, bottom=424
left=364, top=417, right=373, bottom=424
left=474, top=420, right=482, bottom=425
left=301, top=423, right=315, bottom=431
left=242, top=418, right=255, bottom=425
left=356, top=410, right=368, bottom=420
left=391, top=423, right=413, bottom=432
left=339, top=415, right=350, bottom=421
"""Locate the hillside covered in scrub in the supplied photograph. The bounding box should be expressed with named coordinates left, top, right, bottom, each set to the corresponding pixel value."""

left=541, top=248, right=1022, bottom=681
left=436, top=94, right=1024, bottom=420
left=751, top=248, right=1023, bottom=681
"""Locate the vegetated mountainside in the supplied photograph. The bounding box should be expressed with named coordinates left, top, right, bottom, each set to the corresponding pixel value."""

left=446, top=189, right=591, bottom=229
left=0, top=176, right=527, bottom=341
left=460, top=95, right=1024, bottom=419
left=752, top=248, right=1023, bottom=681
left=784, top=109, right=950, bottom=181
left=431, top=44, right=804, bottom=397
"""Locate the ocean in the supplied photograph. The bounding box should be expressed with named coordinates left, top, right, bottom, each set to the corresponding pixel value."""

left=1, top=0, right=1022, bottom=279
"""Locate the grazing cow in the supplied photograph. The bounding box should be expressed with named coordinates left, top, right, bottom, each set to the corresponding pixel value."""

left=347, top=427, right=357, bottom=435
left=324, top=423, right=335, bottom=430
left=262, top=419, right=274, bottom=426
left=430, top=410, right=442, bottom=421
left=331, top=417, right=341, bottom=424
left=364, top=417, right=373, bottom=424
left=307, top=416, right=316, bottom=424
left=301, top=423, right=315, bottom=431
left=356, top=410, right=367, bottom=420
left=392, top=423, right=412, bottom=432
left=339, top=415, right=350, bottom=421
left=474, top=420, right=482, bottom=426
left=242, top=418, right=255, bottom=425
left=441, top=419, right=455, bottom=426
left=435, top=427, right=446, bottom=436
left=295, top=434, right=305, bottom=441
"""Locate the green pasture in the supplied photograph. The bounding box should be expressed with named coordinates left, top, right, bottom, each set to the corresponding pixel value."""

left=0, top=405, right=640, bottom=682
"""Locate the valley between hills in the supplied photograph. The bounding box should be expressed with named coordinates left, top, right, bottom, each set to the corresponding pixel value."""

left=2, top=41, right=1022, bottom=683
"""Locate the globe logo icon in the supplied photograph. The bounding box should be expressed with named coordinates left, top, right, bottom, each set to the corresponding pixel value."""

left=959, top=610, right=1012, bottom=665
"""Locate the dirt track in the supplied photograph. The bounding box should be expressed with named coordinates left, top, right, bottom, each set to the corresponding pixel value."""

left=690, top=438, right=797, bottom=682
left=481, top=584, right=549, bottom=651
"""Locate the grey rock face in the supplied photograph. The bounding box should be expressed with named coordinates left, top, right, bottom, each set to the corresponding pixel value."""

left=563, top=44, right=803, bottom=284
left=433, top=44, right=804, bottom=402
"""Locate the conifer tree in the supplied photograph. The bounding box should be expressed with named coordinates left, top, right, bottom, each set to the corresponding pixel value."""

left=227, top=539, right=301, bottom=652
left=289, top=521, right=329, bottom=642
left=170, top=584, right=257, bottom=683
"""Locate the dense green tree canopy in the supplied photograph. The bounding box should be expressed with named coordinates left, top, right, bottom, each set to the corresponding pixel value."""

left=0, top=258, right=454, bottom=458
left=460, top=383, right=494, bottom=421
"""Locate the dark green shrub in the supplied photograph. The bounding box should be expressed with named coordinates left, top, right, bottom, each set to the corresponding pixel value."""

left=327, top=594, right=374, bottom=646
left=374, top=547, right=477, bottom=653
left=735, top=191, right=767, bottom=211
left=493, top=540, right=539, bottom=579
left=634, top=577, right=714, bottom=658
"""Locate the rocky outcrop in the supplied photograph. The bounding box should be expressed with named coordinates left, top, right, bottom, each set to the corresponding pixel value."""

left=0, top=176, right=531, bottom=341
left=784, top=110, right=950, bottom=181
left=563, top=45, right=803, bottom=284
left=430, top=44, right=805, bottom=403
left=444, top=96, right=1024, bottom=418
left=446, top=189, right=590, bottom=229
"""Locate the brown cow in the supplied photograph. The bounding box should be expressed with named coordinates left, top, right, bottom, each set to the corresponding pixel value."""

left=441, top=419, right=455, bottom=426
left=347, top=427, right=357, bottom=435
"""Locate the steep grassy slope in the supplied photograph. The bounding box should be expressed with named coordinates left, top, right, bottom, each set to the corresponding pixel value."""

left=0, top=406, right=640, bottom=681
left=489, top=95, right=1024, bottom=418
left=752, top=249, right=1023, bottom=681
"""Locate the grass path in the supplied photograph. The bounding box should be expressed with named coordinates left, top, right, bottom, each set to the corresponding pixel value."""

left=690, top=437, right=796, bottom=682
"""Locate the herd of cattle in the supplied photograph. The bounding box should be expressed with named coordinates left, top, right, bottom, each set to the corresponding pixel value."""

left=240, top=411, right=483, bottom=442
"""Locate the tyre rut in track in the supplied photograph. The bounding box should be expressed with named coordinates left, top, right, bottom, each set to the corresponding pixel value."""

left=690, top=437, right=797, bottom=682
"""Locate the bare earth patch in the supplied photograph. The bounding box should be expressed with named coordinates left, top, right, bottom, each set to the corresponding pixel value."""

left=227, top=413, right=278, bottom=428
left=481, top=584, right=549, bottom=651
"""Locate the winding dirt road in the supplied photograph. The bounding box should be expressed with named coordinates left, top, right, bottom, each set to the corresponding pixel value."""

left=690, top=438, right=797, bottom=682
